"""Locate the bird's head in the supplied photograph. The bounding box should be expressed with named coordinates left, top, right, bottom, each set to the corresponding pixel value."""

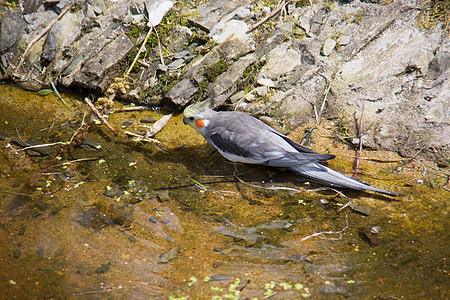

left=183, top=100, right=213, bottom=132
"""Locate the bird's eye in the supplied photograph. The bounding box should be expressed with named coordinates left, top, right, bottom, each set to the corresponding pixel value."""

left=189, top=117, right=194, bottom=121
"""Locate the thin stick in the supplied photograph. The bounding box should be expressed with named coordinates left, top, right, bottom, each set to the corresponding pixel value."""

left=152, top=24, right=165, bottom=65
left=16, top=5, right=72, bottom=70
left=19, top=142, right=63, bottom=151
left=301, top=214, right=349, bottom=241
left=124, top=130, right=164, bottom=147
left=112, top=106, right=148, bottom=112
left=316, top=73, right=330, bottom=126
left=234, top=175, right=348, bottom=198
left=247, top=0, right=287, bottom=32
left=353, top=101, right=365, bottom=178
left=124, top=27, right=154, bottom=77
left=84, top=97, right=118, bottom=135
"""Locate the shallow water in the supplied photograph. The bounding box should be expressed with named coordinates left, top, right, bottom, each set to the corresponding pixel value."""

left=0, top=84, right=448, bottom=299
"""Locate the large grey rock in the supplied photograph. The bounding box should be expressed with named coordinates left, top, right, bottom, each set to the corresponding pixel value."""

left=0, top=11, right=27, bottom=52
left=166, top=78, right=198, bottom=106
left=73, top=33, right=134, bottom=91
left=42, top=12, right=83, bottom=63
left=187, top=0, right=252, bottom=33
left=257, top=41, right=303, bottom=80
left=208, top=53, right=257, bottom=100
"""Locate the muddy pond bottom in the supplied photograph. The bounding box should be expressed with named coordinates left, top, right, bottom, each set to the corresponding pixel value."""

left=0, top=85, right=448, bottom=299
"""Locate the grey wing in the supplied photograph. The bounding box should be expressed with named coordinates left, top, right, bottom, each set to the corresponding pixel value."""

left=208, top=126, right=334, bottom=166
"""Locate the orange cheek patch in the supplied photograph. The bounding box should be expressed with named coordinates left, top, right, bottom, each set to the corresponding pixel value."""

left=194, top=119, right=206, bottom=129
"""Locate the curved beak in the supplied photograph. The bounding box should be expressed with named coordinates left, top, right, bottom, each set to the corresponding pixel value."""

left=183, top=117, right=188, bottom=125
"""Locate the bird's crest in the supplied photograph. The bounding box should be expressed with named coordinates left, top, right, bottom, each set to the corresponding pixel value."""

left=183, top=100, right=211, bottom=119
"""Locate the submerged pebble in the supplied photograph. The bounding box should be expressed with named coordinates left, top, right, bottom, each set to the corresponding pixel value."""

left=159, top=245, right=180, bottom=264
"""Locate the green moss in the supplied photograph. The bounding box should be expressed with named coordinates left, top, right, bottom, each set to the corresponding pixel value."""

left=418, top=0, right=450, bottom=36
left=204, top=59, right=228, bottom=82
left=343, top=10, right=365, bottom=24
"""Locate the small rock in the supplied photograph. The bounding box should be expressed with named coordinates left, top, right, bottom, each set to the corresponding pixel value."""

left=81, top=137, right=102, bottom=150
left=157, top=64, right=168, bottom=72
left=167, top=77, right=198, bottom=106
left=337, top=35, right=351, bottom=46
left=121, top=120, right=134, bottom=128
left=257, top=78, right=276, bottom=87
left=321, top=38, right=336, bottom=56
left=310, top=9, right=326, bottom=34
left=259, top=116, right=277, bottom=127
left=168, top=58, right=185, bottom=70
left=140, top=117, right=156, bottom=123
left=174, top=50, right=190, bottom=59
left=146, top=0, right=173, bottom=27
left=104, top=184, right=123, bottom=198
left=254, top=86, right=269, bottom=96
left=158, top=245, right=180, bottom=264
left=370, top=226, right=381, bottom=234
left=95, top=261, right=111, bottom=274
left=156, top=190, right=170, bottom=202
left=319, top=283, right=348, bottom=294
left=229, top=91, right=245, bottom=103
left=362, top=226, right=380, bottom=247
left=349, top=201, right=371, bottom=216
left=210, top=20, right=251, bottom=44
left=209, top=274, right=231, bottom=282
left=13, top=249, right=22, bottom=258
left=0, top=132, right=7, bottom=140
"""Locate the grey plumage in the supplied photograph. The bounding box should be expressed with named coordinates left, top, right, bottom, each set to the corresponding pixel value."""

left=183, top=101, right=401, bottom=196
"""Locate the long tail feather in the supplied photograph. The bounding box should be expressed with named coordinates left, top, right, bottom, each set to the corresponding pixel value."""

left=289, top=163, right=402, bottom=196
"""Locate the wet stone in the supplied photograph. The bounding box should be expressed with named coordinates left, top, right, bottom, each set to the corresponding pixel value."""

left=158, top=245, right=180, bottom=264
left=36, top=247, right=46, bottom=258
left=18, top=226, right=27, bottom=235
left=140, top=117, right=156, bottom=123
left=121, top=120, right=134, bottom=128
left=319, top=283, right=348, bottom=294
left=80, top=137, right=102, bottom=150
left=95, top=261, right=111, bottom=274
left=0, top=131, right=7, bottom=140
left=156, top=190, right=170, bottom=202
left=362, top=226, right=380, bottom=247
left=104, top=184, right=123, bottom=198
left=149, top=216, right=158, bottom=224
left=349, top=201, right=371, bottom=216
left=13, top=249, right=22, bottom=258
left=209, top=274, right=231, bottom=282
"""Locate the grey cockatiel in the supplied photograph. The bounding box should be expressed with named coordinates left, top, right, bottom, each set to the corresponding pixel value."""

left=183, top=101, right=401, bottom=196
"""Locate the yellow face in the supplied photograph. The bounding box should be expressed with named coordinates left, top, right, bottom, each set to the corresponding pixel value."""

left=182, top=101, right=210, bottom=131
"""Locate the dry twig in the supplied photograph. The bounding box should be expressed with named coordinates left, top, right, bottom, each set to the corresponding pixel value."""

left=353, top=101, right=365, bottom=178
left=84, top=97, right=118, bottom=135
left=124, top=27, right=154, bottom=78
left=247, top=0, right=287, bottom=32
left=301, top=214, right=349, bottom=241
